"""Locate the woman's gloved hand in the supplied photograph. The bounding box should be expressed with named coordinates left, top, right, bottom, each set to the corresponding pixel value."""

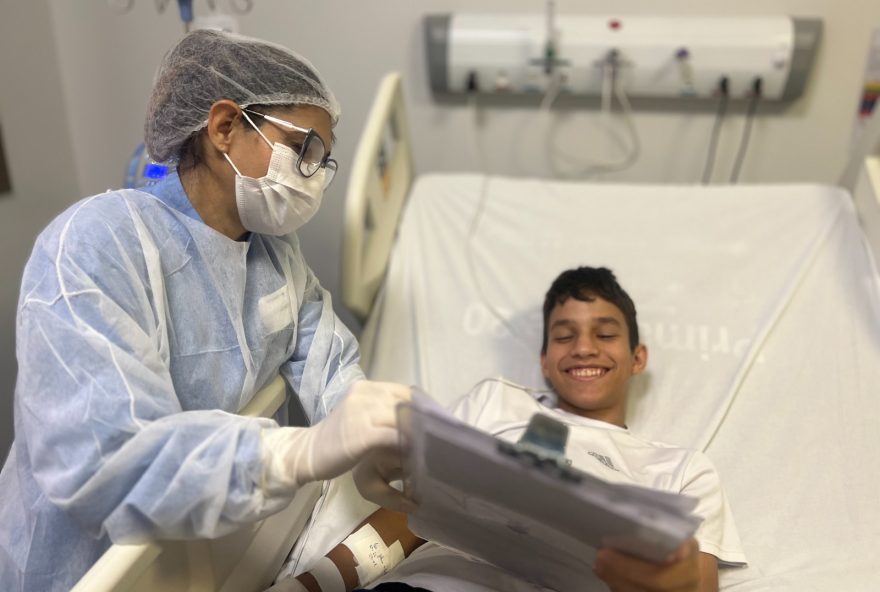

left=353, top=447, right=417, bottom=513
left=261, top=380, right=411, bottom=495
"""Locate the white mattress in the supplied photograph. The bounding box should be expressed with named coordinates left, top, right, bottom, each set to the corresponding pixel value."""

left=357, top=174, right=880, bottom=590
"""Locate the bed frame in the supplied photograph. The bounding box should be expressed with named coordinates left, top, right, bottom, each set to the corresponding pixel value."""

left=341, top=72, right=880, bottom=592
left=341, top=73, right=415, bottom=321
left=72, top=376, right=321, bottom=592
left=342, top=72, right=880, bottom=328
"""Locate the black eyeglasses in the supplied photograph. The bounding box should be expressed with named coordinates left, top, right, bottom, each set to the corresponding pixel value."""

left=242, top=108, right=338, bottom=188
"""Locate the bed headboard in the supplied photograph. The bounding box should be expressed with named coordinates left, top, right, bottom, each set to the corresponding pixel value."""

left=342, top=73, right=415, bottom=321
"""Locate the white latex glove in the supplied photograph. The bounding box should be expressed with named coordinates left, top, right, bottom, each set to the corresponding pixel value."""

left=353, top=448, right=417, bottom=513
left=263, top=576, right=308, bottom=592
left=261, top=380, right=411, bottom=495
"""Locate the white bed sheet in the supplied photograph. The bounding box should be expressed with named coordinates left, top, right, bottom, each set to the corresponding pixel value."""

left=355, top=174, right=880, bottom=590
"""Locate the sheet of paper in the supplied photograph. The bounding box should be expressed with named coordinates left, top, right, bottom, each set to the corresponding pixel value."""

left=399, top=394, right=701, bottom=583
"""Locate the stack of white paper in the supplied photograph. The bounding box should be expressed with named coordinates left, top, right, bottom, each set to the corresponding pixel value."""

left=399, top=395, right=703, bottom=590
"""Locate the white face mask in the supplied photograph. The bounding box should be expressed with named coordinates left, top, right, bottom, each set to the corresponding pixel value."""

left=224, top=121, right=325, bottom=236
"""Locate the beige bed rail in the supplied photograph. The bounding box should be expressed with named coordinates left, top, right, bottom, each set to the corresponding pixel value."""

left=71, top=376, right=321, bottom=592
left=342, top=72, right=415, bottom=322
left=842, top=104, right=880, bottom=264
left=854, top=155, right=880, bottom=265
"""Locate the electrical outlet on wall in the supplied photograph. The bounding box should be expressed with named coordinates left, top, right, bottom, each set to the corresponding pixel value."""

left=426, top=14, right=821, bottom=102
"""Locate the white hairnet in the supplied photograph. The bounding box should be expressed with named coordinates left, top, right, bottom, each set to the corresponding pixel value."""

left=144, top=29, right=340, bottom=163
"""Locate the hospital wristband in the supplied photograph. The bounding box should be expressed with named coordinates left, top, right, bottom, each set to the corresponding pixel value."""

left=309, top=556, right=346, bottom=592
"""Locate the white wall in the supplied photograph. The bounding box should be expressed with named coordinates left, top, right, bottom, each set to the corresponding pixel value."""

left=1, top=0, right=877, bottom=458
left=0, top=1, right=80, bottom=459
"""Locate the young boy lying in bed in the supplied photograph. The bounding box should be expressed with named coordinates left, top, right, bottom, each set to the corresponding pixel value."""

left=269, top=266, right=746, bottom=592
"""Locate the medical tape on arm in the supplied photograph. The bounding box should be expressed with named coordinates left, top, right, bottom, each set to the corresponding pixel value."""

left=309, top=556, right=345, bottom=592
left=340, top=523, right=405, bottom=586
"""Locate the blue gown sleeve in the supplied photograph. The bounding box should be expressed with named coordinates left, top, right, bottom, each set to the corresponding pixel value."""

left=14, top=199, right=293, bottom=544
left=280, top=264, right=364, bottom=425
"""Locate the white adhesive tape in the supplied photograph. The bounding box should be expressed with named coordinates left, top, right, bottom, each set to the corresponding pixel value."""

left=340, top=524, right=405, bottom=586
left=310, top=556, right=345, bottom=592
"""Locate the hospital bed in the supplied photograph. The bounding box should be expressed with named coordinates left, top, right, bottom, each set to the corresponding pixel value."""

left=75, top=72, right=880, bottom=591
left=336, top=73, right=880, bottom=589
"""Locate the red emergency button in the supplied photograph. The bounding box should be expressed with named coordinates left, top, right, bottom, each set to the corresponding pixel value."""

left=609, top=19, right=622, bottom=30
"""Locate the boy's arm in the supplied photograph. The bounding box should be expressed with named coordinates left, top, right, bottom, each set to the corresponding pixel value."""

left=593, top=538, right=719, bottom=592
left=294, top=508, right=426, bottom=592
left=697, top=552, right=720, bottom=592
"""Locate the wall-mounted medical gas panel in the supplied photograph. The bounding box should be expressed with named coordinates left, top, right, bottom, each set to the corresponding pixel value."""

left=425, top=14, right=821, bottom=101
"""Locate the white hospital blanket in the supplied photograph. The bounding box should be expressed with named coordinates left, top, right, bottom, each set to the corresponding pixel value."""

left=355, top=174, right=880, bottom=590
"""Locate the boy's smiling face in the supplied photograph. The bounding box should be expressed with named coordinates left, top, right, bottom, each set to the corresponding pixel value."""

left=540, top=295, right=647, bottom=427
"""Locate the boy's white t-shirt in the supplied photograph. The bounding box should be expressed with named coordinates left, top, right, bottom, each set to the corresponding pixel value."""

left=368, top=379, right=747, bottom=591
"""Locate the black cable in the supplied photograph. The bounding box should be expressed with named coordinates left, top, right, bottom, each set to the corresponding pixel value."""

left=729, top=78, right=762, bottom=184
left=466, top=70, right=479, bottom=93
left=701, top=77, right=729, bottom=184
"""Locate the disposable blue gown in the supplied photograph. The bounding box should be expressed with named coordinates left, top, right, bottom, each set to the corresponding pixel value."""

left=0, top=172, right=364, bottom=591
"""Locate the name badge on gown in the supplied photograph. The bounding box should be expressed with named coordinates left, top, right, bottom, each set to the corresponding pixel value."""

left=259, top=284, right=294, bottom=335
